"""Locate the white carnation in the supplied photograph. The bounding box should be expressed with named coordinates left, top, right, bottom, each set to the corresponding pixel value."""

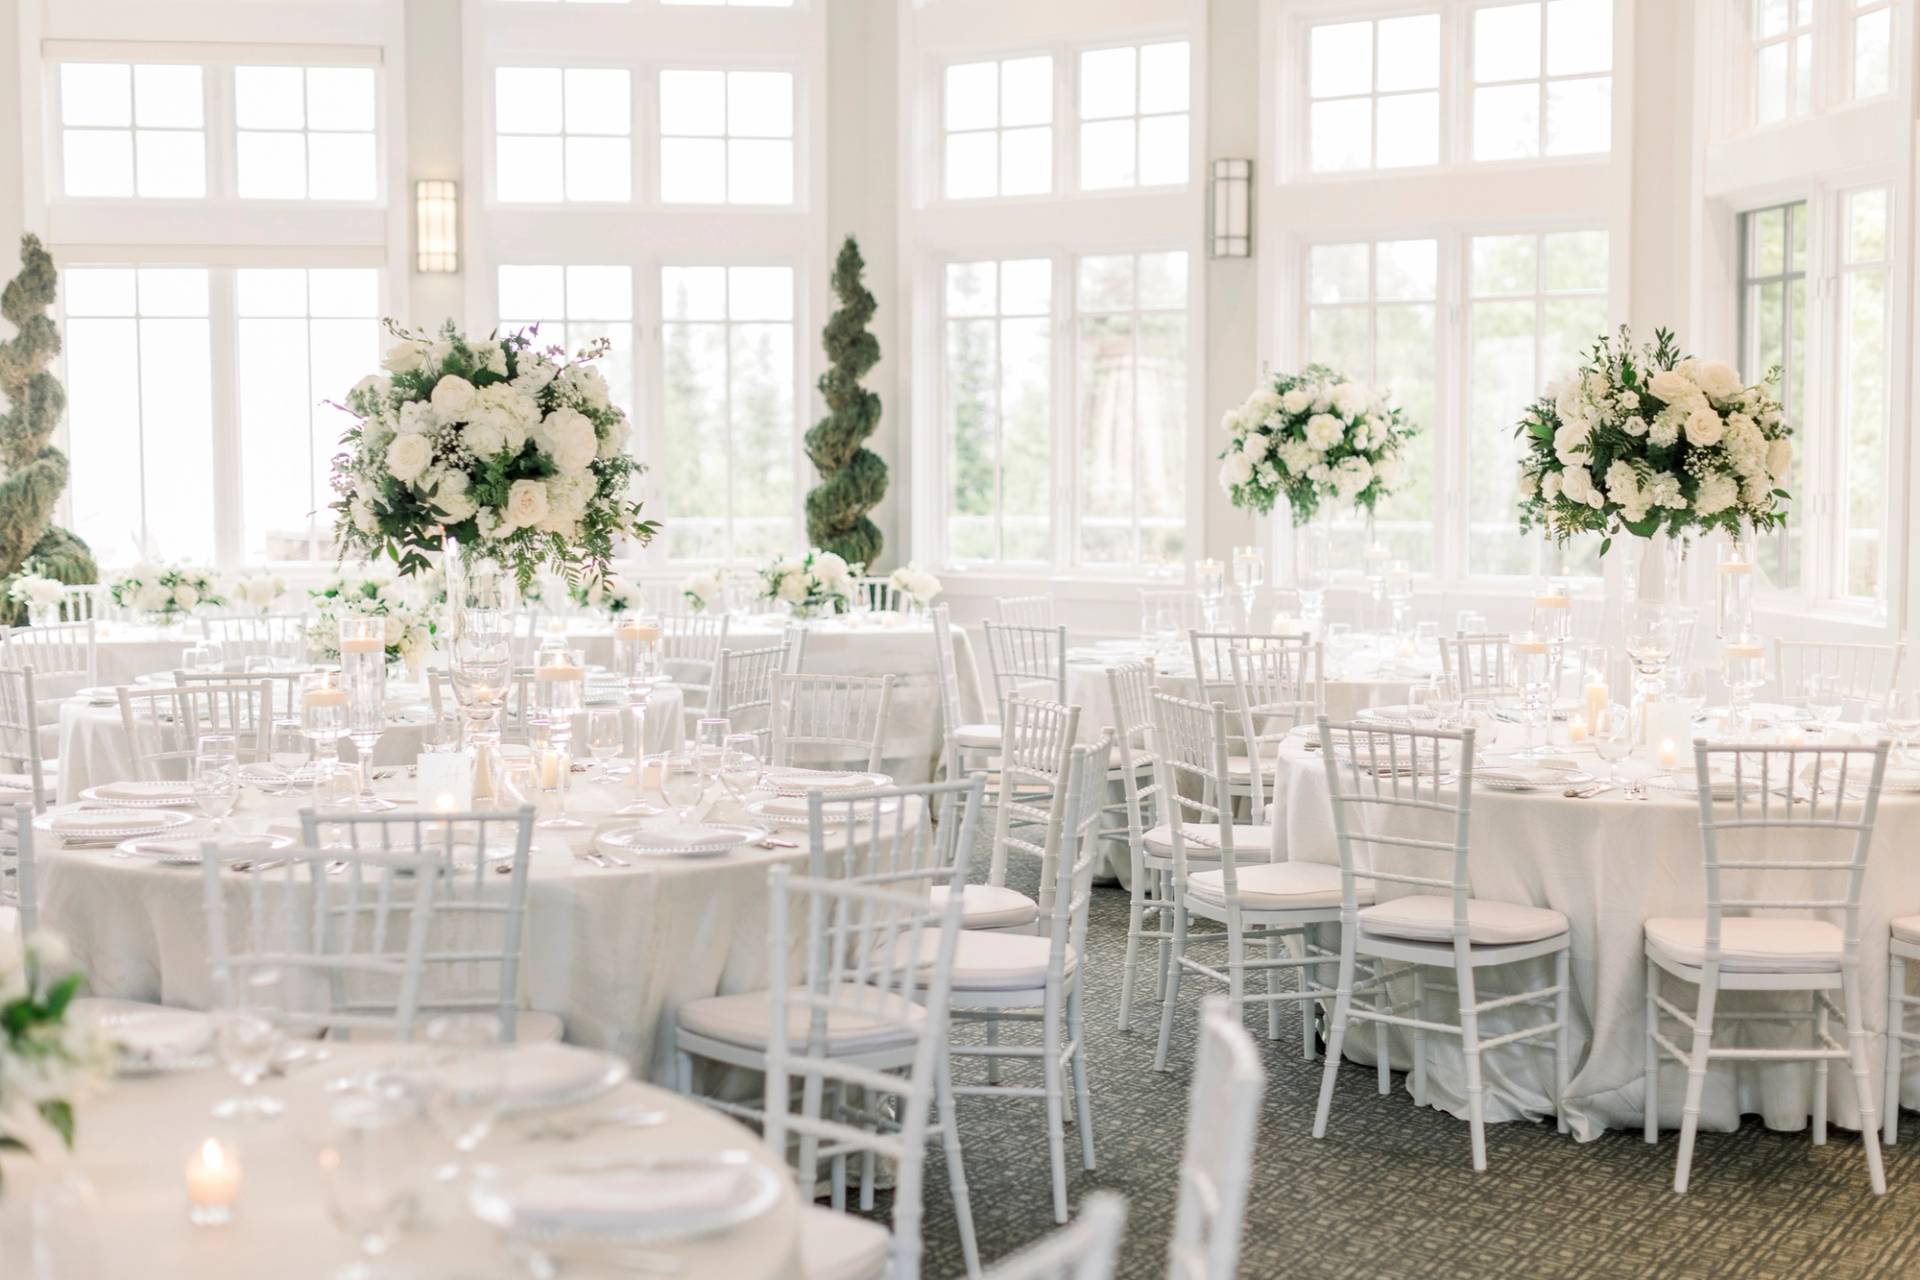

left=1694, top=471, right=1739, bottom=517
left=1305, top=414, right=1344, bottom=451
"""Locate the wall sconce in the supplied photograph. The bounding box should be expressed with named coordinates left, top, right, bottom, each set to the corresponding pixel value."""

left=1209, top=159, right=1252, bottom=259
left=414, top=180, right=459, bottom=273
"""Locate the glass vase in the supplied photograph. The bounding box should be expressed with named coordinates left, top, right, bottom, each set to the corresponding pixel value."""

left=443, top=538, right=518, bottom=802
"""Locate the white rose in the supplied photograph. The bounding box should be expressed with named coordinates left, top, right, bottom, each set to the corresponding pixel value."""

left=1542, top=472, right=1563, bottom=501
left=1766, top=437, right=1792, bottom=480
left=776, top=572, right=808, bottom=603
left=1694, top=471, right=1739, bottom=517
left=1683, top=406, right=1725, bottom=448
left=813, top=551, right=850, bottom=584
left=1331, top=455, right=1373, bottom=500
left=1280, top=387, right=1312, bottom=415
left=429, top=374, right=477, bottom=419
left=536, top=407, right=599, bottom=473
left=1220, top=454, right=1255, bottom=487
left=1518, top=468, right=1539, bottom=497
left=1239, top=432, right=1269, bottom=463
left=1560, top=465, right=1598, bottom=507
left=565, top=365, right=611, bottom=409
left=172, top=584, right=198, bottom=609
left=1305, top=414, right=1343, bottom=451
left=503, top=478, right=549, bottom=530
left=1688, top=360, right=1742, bottom=402
left=1277, top=440, right=1314, bottom=475
left=384, top=432, right=434, bottom=484
left=1330, top=382, right=1371, bottom=419
left=380, top=341, right=427, bottom=374
left=1647, top=369, right=1701, bottom=410
left=1622, top=415, right=1649, bottom=438
left=512, top=358, right=557, bottom=396
left=473, top=341, right=510, bottom=377
left=430, top=471, right=478, bottom=523
left=1552, top=419, right=1592, bottom=465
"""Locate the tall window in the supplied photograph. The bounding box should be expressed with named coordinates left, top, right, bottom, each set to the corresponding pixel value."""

left=235, top=65, right=377, bottom=200
left=944, top=259, right=1052, bottom=565
left=1075, top=252, right=1188, bottom=565
left=1852, top=1, right=1893, bottom=99
left=236, top=268, right=380, bottom=563
left=1303, top=239, right=1439, bottom=569
left=1305, top=15, right=1439, bottom=173
left=494, top=67, right=631, bottom=203
left=942, top=56, right=1053, bottom=199
left=658, top=70, right=794, bottom=205
left=497, top=265, right=636, bottom=412
left=1077, top=42, right=1190, bottom=189
left=1840, top=186, right=1891, bottom=602
left=62, top=267, right=215, bottom=566
left=1471, top=0, right=1612, bottom=161
left=1466, top=229, right=1609, bottom=575
left=1738, top=200, right=1807, bottom=592
left=660, top=266, right=797, bottom=560
left=57, top=63, right=205, bottom=198
left=1753, top=0, right=1815, bottom=124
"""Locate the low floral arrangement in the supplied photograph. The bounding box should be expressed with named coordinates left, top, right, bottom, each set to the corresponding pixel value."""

left=1217, top=365, right=1417, bottom=524
left=0, top=932, right=110, bottom=1184
left=679, top=568, right=724, bottom=614
left=761, top=549, right=861, bottom=619
left=1515, top=327, right=1792, bottom=551
left=230, top=570, right=288, bottom=613
left=331, top=321, right=658, bottom=589
left=108, top=564, right=223, bottom=621
left=569, top=573, right=643, bottom=615
left=886, top=564, right=941, bottom=609
left=307, top=575, right=432, bottom=666
left=6, top=566, right=65, bottom=618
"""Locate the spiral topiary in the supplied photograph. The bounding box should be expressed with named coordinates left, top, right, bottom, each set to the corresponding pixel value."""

left=804, top=235, right=885, bottom=566
left=0, top=235, right=96, bottom=622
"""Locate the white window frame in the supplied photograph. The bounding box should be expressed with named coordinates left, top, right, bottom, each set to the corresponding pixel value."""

left=938, top=51, right=1057, bottom=202
left=1073, top=38, right=1194, bottom=192
left=1298, top=11, right=1444, bottom=176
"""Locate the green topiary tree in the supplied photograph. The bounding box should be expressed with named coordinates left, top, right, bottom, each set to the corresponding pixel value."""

left=0, top=234, right=96, bottom=620
left=804, top=235, right=885, bottom=566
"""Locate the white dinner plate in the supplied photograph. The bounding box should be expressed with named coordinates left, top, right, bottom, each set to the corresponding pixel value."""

left=1474, top=765, right=1592, bottom=792
left=746, top=794, right=900, bottom=827
left=433, top=1043, right=628, bottom=1114
left=597, top=823, right=765, bottom=858
left=36, top=807, right=196, bottom=843
left=470, top=1149, right=782, bottom=1247
left=763, top=768, right=891, bottom=796
left=115, top=832, right=290, bottom=865
left=74, top=685, right=123, bottom=706
left=83, top=1003, right=217, bottom=1076
left=81, top=779, right=198, bottom=808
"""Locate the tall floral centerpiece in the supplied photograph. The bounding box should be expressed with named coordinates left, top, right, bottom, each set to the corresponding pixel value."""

left=0, top=932, right=110, bottom=1189
left=1217, top=365, right=1418, bottom=527
left=760, top=549, right=860, bottom=620
left=1515, top=327, right=1791, bottom=602
left=330, top=322, right=657, bottom=590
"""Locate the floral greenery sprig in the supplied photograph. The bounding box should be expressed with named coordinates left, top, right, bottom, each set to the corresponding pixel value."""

left=1217, top=364, right=1418, bottom=525
left=330, top=320, right=659, bottom=591
left=1515, top=326, right=1792, bottom=555
left=761, top=548, right=862, bottom=616
left=107, top=564, right=223, bottom=620
left=307, top=575, right=432, bottom=665
left=0, top=932, right=111, bottom=1178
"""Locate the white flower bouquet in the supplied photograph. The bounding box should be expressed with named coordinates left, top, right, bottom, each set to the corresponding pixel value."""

left=569, top=573, right=644, bottom=616
left=108, top=564, right=223, bottom=622
left=679, top=568, right=724, bottom=614
left=230, top=570, right=289, bottom=613
left=760, top=549, right=862, bottom=619
left=1217, top=365, right=1418, bottom=524
left=0, top=932, right=111, bottom=1180
left=330, top=321, right=658, bottom=589
left=307, top=575, right=431, bottom=666
left=1516, top=327, right=1792, bottom=551
left=886, top=563, right=942, bottom=609
left=6, top=570, right=65, bottom=614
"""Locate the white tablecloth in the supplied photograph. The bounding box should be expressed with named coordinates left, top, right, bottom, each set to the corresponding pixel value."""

left=0, top=1044, right=800, bottom=1280
left=1273, top=728, right=1920, bottom=1140
left=89, top=622, right=202, bottom=685
left=39, top=772, right=922, bottom=1084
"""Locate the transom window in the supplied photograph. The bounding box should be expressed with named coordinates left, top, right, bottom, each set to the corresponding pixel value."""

left=494, top=67, right=633, bottom=203
left=235, top=65, right=377, bottom=200
left=944, top=259, right=1053, bottom=564
left=1305, top=15, right=1439, bottom=172
left=58, top=62, right=205, bottom=198
left=497, top=264, right=637, bottom=413
left=1738, top=200, right=1807, bottom=593
left=1851, top=0, right=1892, bottom=99
left=1077, top=41, right=1190, bottom=189
left=943, top=56, right=1053, bottom=200
left=1839, top=187, right=1891, bottom=602
left=1753, top=0, right=1815, bottom=124
left=1470, top=0, right=1612, bottom=161
left=658, top=69, right=794, bottom=205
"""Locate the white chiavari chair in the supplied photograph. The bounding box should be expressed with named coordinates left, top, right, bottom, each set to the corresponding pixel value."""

left=428, top=668, right=533, bottom=740
left=1772, top=639, right=1905, bottom=718
left=299, top=805, right=545, bottom=1042
left=1151, top=694, right=1353, bottom=1070
left=997, top=595, right=1055, bottom=627
left=1312, top=717, right=1571, bottom=1171
left=988, top=696, right=1081, bottom=914
left=853, top=576, right=907, bottom=614
left=644, top=581, right=694, bottom=616
left=1, top=804, right=36, bottom=934
left=1187, top=631, right=1312, bottom=817
left=765, top=862, right=977, bottom=1280
left=1438, top=631, right=1517, bottom=699
left=981, top=1192, right=1125, bottom=1280
left=118, top=681, right=271, bottom=778
left=771, top=671, right=895, bottom=773
left=1226, top=638, right=1324, bottom=822
left=1888, top=905, right=1920, bottom=1145
left=0, top=667, right=53, bottom=812
left=712, top=641, right=794, bottom=755
left=201, top=611, right=309, bottom=669
left=1167, top=995, right=1263, bottom=1280
left=1646, top=739, right=1890, bottom=1193
left=937, top=734, right=1111, bottom=1225
left=1138, top=588, right=1199, bottom=631
left=2, top=618, right=96, bottom=704
left=664, top=612, right=731, bottom=713
left=982, top=620, right=1069, bottom=706
left=201, top=842, right=441, bottom=1041
left=58, top=584, right=101, bottom=623
left=1106, top=660, right=1173, bottom=1033
left=176, top=668, right=305, bottom=721
left=931, top=604, right=999, bottom=779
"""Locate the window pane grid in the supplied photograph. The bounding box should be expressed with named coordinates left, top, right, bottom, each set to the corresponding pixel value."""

left=659, top=69, right=794, bottom=205
left=1752, top=0, right=1815, bottom=124
left=1839, top=187, right=1890, bottom=603
left=943, top=56, right=1053, bottom=200
left=1470, top=0, right=1613, bottom=161
left=944, top=259, right=1052, bottom=565
left=58, top=62, right=207, bottom=199
left=1738, top=201, right=1806, bottom=593
left=496, top=67, right=633, bottom=203
left=236, top=65, right=378, bottom=201
left=1852, top=0, right=1892, bottom=99
left=1306, top=16, right=1439, bottom=172
left=1078, top=42, right=1191, bottom=190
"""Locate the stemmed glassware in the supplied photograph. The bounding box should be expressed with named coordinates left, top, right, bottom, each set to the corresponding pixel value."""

left=1296, top=521, right=1329, bottom=633
left=301, top=671, right=351, bottom=796
left=1883, top=690, right=1920, bottom=764
left=613, top=615, right=664, bottom=817
left=1510, top=633, right=1553, bottom=759
left=1195, top=559, right=1225, bottom=630
left=320, top=1084, right=423, bottom=1280
left=716, top=732, right=763, bottom=799
left=1425, top=674, right=1462, bottom=730
left=1624, top=605, right=1676, bottom=746
left=211, top=1006, right=286, bottom=1121
left=338, top=618, right=395, bottom=811
left=530, top=648, right=586, bottom=830
left=1231, top=546, right=1264, bottom=625
left=193, top=737, right=239, bottom=832
left=1592, top=703, right=1635, bottom=795
left=1802, top=670, right=1844, bottom=737
left=421, top=1013, right=505, bottom=1188
left=1386, top=560, right=1414, bottom=637
left=444, top=543, right=516, bottom=800
left=661, top=751, right=704, bottom=822
left=582, top=707, right=625, bottom=782
left=1720, top=638, right=1766, bottom=737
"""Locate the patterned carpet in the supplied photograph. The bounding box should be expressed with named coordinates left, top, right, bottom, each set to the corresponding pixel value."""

left=891, top=874, right=1920, bottom=1279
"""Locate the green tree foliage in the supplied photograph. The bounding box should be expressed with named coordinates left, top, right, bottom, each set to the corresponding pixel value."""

left=804, top=236, right=885, bottom=565
left=0, top=235, right=96, bottom=620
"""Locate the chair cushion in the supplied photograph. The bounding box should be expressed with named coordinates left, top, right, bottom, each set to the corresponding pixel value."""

left=930, top=883, right=1039, bottom=931
left=954, top=723, right=1002, bottom=750
left=677, top=985, right=925, bottom=1053
left=1359, top=894, right=1569, bottom=945
left=892, top=930, right=1074, bottom=992
left=798, top=1204, right=890, bottom=1280
left=1143, top=823, right=1277, bottom=859
left=1893, top=916, right=1920, bottom=946
left=1646, top=916, right=1844, bottom=973
left=1188, top=861, right=1370, bottom=912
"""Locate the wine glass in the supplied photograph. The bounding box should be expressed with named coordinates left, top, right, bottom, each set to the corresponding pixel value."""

left=661, top=752, right=704, bottom=822
left=192, top=755, right=239, bottom=831
left=421, top=1013, right=505, bottom=1186
left=582, top=707, right=625, bottom=781
left=211, top=1007, right=286, bottom=1121
left=1803, top=670, right=1844, bottom=736
left=260, top=717, right=311, bottom=796
left=1882, top=690, right=1920, bottom=764
left=421, top=708, right=462, bottom=754
left=1593, top=703, right=1633, bottom=793
left=717, top=732, right=763, bottom=798
left=1426, top=674, right=1462, bottom=729
left=694, top=716, right=731, bottom=788
left=1231, top=546, right=1264, bottom=623
left=320, top=1086, right=423, bottom=1279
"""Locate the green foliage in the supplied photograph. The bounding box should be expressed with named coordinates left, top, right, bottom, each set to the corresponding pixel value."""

left=0, top=235, right=96, bottom=622
left=804, top=237, right=886, bottom=566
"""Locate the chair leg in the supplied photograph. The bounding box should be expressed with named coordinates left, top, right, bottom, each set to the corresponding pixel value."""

left=1412, top=967, right=1427, bottom=1107
left=1885, top=954, right=1904, bottom=1147
left=674, top=1044, right=695, bottom=1097
left=1227, top=912, right=1247, bottom=1030
left=1841, top=966, right=1888, bottom=1195
left=1266, top=936, right=1283, bottom=1041
left=1300, top=933, right=1318, bottom=1062
left=1643, top=957, right=1659, bottom=1144
left=1118, top=895, right=1146, bottom=1033
left=1373, top=973, right=1391, bottom=1096
left=1311, top=936, right=1357, bottom=1139
left=1069, top=982, right=1095, bottom=1170
left=937, top=1052, right=982, bottom=1278
left=1458, top=958, right=1487, bottom=1173
left=1674, top=968, right=1721, bottom=1194
left=1155, top=903, right=1188, bottom=1072
left=985, top=1016, right=1000, bottom=1086
left=1043, top=990, right=1068, bottom=1224
left=1554, top=948, right=1571, bottom=1137
left=1813, top=992, right=1829, bottom=1146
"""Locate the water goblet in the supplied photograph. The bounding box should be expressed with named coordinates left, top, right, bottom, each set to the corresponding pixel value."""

left=1593, top=703, right=1634, bottom=793
left=716, top=732, right=763, bottom=798
left=192, top=755, right=240, bottom=831
left=583, top=707, right=625, bottom=782
left=320, top=1086, right=423, bottom=1279
left=421, top=1013, right=505, bottom=1187
left=211, top=1006, right=286, bottom=1121
left=661, top=751, right=704, bottom=822
left=694, top=716, right=731, bottom=786
left=1803, top=671, right=1844, bottom=736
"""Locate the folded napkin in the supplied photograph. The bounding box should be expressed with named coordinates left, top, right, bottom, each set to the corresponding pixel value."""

left=90, top=1007, right=215, bottom=1065
left=510, top=1160, right=750, bottom=1230
left=437, top=1042, right=616, bottom=1105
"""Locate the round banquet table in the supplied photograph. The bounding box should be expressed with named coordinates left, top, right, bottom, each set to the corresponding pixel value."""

left=53, top=683, right=688, bottom=804
left=1271, top=724, right=1920, bottom=1141
left=38, top=771, right=924, bottom=1085
left=0, top=1043, right=801, bottom=1280
left=87, top=620, right=205, bottom=685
